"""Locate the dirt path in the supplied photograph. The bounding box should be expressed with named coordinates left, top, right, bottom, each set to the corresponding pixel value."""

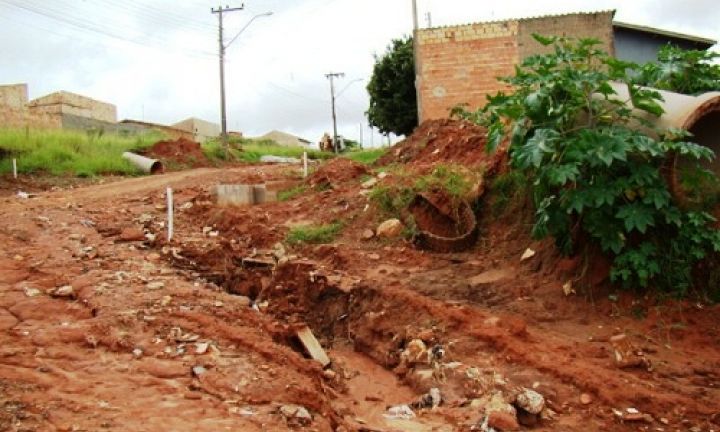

left=1, top=165, right=719, bottom=431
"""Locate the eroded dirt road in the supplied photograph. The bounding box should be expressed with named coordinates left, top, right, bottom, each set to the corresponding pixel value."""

left=1, top=164, right=719, bottom=431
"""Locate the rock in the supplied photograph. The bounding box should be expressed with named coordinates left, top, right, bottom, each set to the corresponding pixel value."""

left=361, top=229, right=375, bottom=240
left=488, top=411, right=520, bottom=431
left=378, top=172, right=388, bottom=179
left=24, top=287, right=42, bottom=297
left=514, top=388, right=545, bottom=414
left=132, top=348, right=143, bottom=358
left=520, top=248, right=536, bottom=261
left=361, top=177, right=378, bottom=188
left=516, top=409, right=539, bottom=427
left=383, top=405, right=415, bottom=420
left=580, top=393, right=593, bottom=405
left=49, top=285, right=75, bottom=298
left=146, top=281, right=165, bottom=290
left=195, top=342, right=209, bottom=354
left=191, top=365, right=207, bottom=377
left=279, top=404, right=312, bottom=425
left=367, top=253, right=380, bottom=260
left=401, top=339, right=428, bottom=364
left=119, top=227, right=146, bottom=242
left=376, top=218, right=403, bottom=238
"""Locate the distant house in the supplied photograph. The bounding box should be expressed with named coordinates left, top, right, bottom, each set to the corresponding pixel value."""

left=258, top=130, right=312, bottom=147
left=0, top=83, right=118, bottom=130
left=613, top=21, right=717, bottom=64
left=172, top=117, right=220, bottom=142
left=415, top=10, right=718, bottom=121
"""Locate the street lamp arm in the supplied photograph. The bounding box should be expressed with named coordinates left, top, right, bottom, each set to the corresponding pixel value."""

left=225, top=11, right=273, bottom=48
left=336, top=78, right=363, bottom=99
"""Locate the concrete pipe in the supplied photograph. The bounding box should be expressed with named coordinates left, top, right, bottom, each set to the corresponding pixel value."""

left=122, top=152, right=164, bottom=174
left=608, top=83, right=720, bottom=205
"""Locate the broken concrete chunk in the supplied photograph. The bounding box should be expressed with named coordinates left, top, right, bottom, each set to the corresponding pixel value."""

left=24, top=287, right=42, bottom=297
left=376, top=218, right=403, bottom=238
left=214, top=184, right=254, bottom=206
left=296, top=326, right=331, bottom=368
left=146, top=281, right=165, bottom=291
left=191, top=365, right=207, bottom=377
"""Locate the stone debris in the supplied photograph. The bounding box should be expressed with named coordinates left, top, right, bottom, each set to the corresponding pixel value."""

left=49, top=285, right=75, bottom=298
left=146, top=281, right=165, bottom=291
left=195, top=342, right=209, bottom=355
left=361, top=229, right=375, bottom=240
left=579, top=393, right=593, bottom=405
left=191, top=365, right=207, bottom=377
left=520, top=248, right=536, bottom=261
left=119, top=227, right=146, bottom=242
left=412, top=387, right=442, bottom=409
left=514, top=388, right=545, bottom=414
left=279, top=404, right=312, bottom=426
left=361, top=177, right=378, bottom=189
left=610, top=333, right=652, bottom=370
left=384, top=404, right=416, bottom=420
left=24, top=287, right=42, bottom=297
left=401, top=339, right=428, bottom=365
left=376, top=218, right=403, bottom=238
left=296, top=326, right=331, bottom=367
left=478, top=392, right=519, bottom=431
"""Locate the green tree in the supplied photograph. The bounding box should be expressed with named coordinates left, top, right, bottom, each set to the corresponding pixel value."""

left=458, top=35, right=720, bottom=294
left=366, top=36, right=418, bottom=136
left=637, top=45, right=720, bottom=95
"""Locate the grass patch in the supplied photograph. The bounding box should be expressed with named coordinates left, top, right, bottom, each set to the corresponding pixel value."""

left=343, top=148, right=386, bottom=165
left=277, top=185, right=307, bottom=201
left=286, top=222, right=343, bottom=245
left=203, top=137, right=333, bottom=164
left=0, top=128, right=161, bottom=176
left=369, top=164, right=477, bottom=218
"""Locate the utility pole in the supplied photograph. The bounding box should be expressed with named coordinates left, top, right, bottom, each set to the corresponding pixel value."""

left=325, top=72, right=344, bottom=153
left=425, top=12, right=432, bottom=27
left=359, top=123, right=363, bottom=148
left=212, top=4, right=244, bottom=158
left=412, top=0, right=422, bottom=127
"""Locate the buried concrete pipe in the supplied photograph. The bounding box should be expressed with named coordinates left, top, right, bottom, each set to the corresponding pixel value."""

left=122, top=152, right=164, bottom=174
left=608, top=83, right=720, bottom=204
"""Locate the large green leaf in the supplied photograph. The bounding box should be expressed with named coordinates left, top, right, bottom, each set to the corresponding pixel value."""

left=515, top=129, right=559, bottom=168
left=616, top=203, right=655, bottom=233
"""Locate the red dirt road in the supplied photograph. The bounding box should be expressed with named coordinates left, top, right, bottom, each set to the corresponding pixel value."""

left=1, top=164, right=719, bottom=431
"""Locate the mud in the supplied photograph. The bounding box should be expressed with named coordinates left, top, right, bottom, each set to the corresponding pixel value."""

left=1, top=160, right=719, bottom=431
left=143, top=137, right=209, bottom=169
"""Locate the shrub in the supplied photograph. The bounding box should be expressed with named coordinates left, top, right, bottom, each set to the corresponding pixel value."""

left=462, top=35, right=720, bottom=294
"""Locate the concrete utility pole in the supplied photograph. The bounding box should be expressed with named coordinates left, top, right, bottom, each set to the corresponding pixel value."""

left=412, top=0, right=422, bottom=126
left=212, top=4, right=244, bottom=158
left=325, top=72, right=344, bottom=153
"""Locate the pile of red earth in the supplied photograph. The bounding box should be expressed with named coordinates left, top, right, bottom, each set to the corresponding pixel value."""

left=307, top=157, right=369, bottom=189
left=376, top=119, right=494, bottom=167
left=144, top=137, right=209, bottom=168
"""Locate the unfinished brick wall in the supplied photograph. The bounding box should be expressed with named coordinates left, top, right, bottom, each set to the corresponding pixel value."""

left=27, top=91, right=117, bottom=123
left=0, top=84, right=29, bottom=109
left=417, top=11, right=615, bottom=121
left=0, top=106, right=62, bottom=129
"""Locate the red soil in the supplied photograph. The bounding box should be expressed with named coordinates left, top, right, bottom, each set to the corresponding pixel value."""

left=144, top=137, right=209, bottom=168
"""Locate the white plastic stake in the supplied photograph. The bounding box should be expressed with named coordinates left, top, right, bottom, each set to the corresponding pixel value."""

left=166, top=187, right=174, bottom=241
left=303, top=152, right=308, bottom=178
left=12, top=159, right=17, bottom=179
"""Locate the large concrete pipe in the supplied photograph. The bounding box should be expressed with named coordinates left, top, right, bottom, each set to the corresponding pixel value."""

left=122, top=152, right=164, bottom=174
left=608, top=83, right=720, bottom=204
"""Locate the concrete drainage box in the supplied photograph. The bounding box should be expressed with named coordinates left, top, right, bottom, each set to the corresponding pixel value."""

left=213, top=184, right=277, bottom=206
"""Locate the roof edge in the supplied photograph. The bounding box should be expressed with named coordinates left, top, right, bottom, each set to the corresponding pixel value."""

left=613, top=21, right=716, bottom=46
left=418, top=10, right=616, bottom=32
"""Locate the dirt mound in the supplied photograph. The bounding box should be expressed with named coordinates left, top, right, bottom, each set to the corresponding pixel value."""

left=307, top=158, right=369, bottom=188
left=144, top=138, right=208, bottom=168
left=377, top=119, right=495, bottom=167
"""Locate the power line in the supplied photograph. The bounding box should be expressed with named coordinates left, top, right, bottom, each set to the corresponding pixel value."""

left=99, top=0, right=215, bottom=33
left=0, top=0, right=216, bottom=59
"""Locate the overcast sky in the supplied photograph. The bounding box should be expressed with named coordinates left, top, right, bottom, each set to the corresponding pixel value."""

left=0, top=0, right=718, bottom=147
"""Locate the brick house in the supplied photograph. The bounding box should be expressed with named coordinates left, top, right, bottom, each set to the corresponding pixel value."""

left=415, top=11, right=716, bottom=121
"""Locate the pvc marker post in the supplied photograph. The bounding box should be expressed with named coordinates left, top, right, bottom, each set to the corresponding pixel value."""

left=12, top=159, right=17, bottom=179
left=166, top=187, right=174, bottom=241
left=303, top=152, right=308, bottom=178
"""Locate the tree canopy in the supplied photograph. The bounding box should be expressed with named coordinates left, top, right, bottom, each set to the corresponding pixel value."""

left=366, top=36, right=418, bottom=137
